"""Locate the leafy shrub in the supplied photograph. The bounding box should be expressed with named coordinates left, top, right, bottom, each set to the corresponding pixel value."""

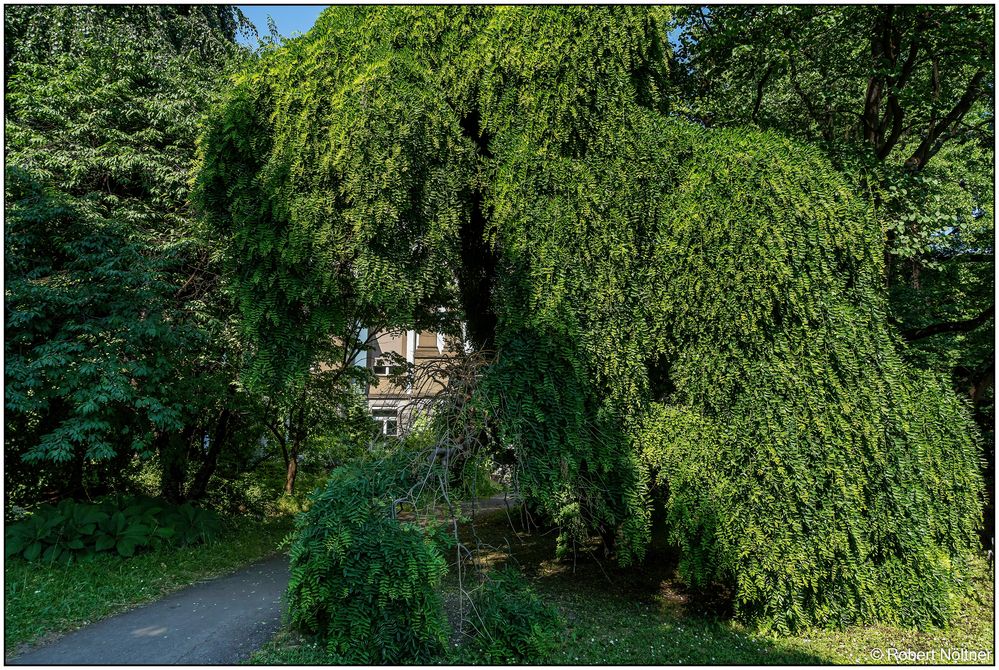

left=306, top=434, right=367, bottom=471
left=459, top=567, right=562, bottom=663
left=196, top=457, right=334, bottom=519
left=286, top=456, right=450, bottom=663
left=199, top=472, right=275, bottom=518
left=5, top=496, right=222, bottom=564
left=305, top=391, right=380, bottom=470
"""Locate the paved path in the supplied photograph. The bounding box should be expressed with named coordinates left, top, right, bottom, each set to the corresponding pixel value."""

left=8, top=554, right=288, bottom=665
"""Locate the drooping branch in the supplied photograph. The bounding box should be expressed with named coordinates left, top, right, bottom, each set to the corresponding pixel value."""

left=902, top=304, right=994, bottom=341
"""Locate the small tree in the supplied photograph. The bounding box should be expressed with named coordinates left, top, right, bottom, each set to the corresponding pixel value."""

left=256, top=354, right=376, bottom=495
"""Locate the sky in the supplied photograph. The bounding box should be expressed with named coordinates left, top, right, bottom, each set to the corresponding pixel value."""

left=237, top=5, right=328, bottom=44
left=237, top=7, right=686, bottom=49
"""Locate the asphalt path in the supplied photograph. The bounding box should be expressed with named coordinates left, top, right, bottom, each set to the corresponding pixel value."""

left=8, top=554, right=288, bottom=665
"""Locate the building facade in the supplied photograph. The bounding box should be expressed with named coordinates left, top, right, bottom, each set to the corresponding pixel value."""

left=356, top=328, right=457, bottom=436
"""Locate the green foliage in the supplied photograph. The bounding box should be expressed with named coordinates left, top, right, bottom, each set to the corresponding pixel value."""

left=478, top=334, right=649, bottom=563
left=491, top=117, right=983, bottom=628
left=286, top=456, right=450, bottom=663
left=192, top=6, right=672, bottom=388
left=623, top=129, right=983, bottom=632
left=4, top=5, right=252, bottom=501
left=196, top=6, right=985, bottom=634
left=5, top=496, right=222, bottom=564
left=672, top=6, right=992, bottom=158
left=194, top=2, right=672, bottom=562
left=673, top=6, right=994, bottom=537
left=253, top=365, right=376, bottom=493
left=671, top=4, right=994, bottom=379
left=305, top=389, right=379, bottom=469
left=459, top=567, right=562, bottom=664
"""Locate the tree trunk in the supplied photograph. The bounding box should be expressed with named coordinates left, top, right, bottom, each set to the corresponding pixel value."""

left=284, top=455, right=298, bottom=495
left=68, top=445, right=86, bottom=500
left=456, top=107, right=499, bottom=351
left=283, top=399, right=308, bottom=496
left=159, top=428, right=194, bottom=504
left=187, top=407, right=233, bottom=501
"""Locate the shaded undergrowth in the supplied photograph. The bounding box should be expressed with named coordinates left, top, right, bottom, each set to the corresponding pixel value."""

left=247, top=502, right=994, bottom=664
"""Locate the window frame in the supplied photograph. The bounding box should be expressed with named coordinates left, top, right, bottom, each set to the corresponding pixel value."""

left=371, top=408, right=399, bottom=436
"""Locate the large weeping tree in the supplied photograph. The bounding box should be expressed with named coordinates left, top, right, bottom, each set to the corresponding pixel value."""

left=194, top=6, right=983, bottom=632
left=672, top=3, right=995, bottom=546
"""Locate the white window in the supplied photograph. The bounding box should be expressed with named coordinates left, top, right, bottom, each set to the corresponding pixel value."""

left=372, top=356, right=399, bottom=377
left=372, top=409, right=398, bottom=436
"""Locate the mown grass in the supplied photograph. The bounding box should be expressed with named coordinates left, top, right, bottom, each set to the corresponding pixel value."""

left=248, top=506, right=994, bottom=665
left=5, top=515, right=293, bottom=656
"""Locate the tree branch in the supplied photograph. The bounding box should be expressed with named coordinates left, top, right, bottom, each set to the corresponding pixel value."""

left=788, top=54, right=831, bottom=141
left=927, top=251, right=994, bottom=264
left=751, top=62, right=775, bottom=123
left=902, top=304, right=994, bottom=341
left=877, top=41, right=915, bottom=145
left=262, top=416, right=287, bottom=451
left=905, top=69, right=987, bottom=171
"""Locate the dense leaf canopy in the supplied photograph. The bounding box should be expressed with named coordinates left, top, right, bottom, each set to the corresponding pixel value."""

left=672, top=5, right=995, bottom=535
left=5, top=6, right=250, bottom=498
left=196, top=6, right=983, bottom=631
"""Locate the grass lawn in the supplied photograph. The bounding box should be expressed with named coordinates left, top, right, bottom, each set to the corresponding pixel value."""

left=5, top=515, right=293, bottom=656
left=248, top=506, right=994, bottom=665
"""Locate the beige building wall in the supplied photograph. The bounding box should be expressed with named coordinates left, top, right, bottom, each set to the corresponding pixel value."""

left=364, top=328, right=456, bottom=436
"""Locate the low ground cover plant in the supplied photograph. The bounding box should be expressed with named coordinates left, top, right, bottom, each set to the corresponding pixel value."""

left=5, top=496, right=221, bottom=564
left=460, top=566, right=562, bottom=663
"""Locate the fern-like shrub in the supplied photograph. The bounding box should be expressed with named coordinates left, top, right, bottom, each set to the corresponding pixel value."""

left=641, top=392, right=981, bottom=633
left=629, top=132, right=983, bottom=634
left=458, top=567, right=562, bottom=664
left=486, top=119, right=984, bottom=632
left=286, top=456, right=450, bottom=663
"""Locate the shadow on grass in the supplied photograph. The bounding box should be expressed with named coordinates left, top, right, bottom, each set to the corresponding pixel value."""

left=451, top=506, right=829, bottom=665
